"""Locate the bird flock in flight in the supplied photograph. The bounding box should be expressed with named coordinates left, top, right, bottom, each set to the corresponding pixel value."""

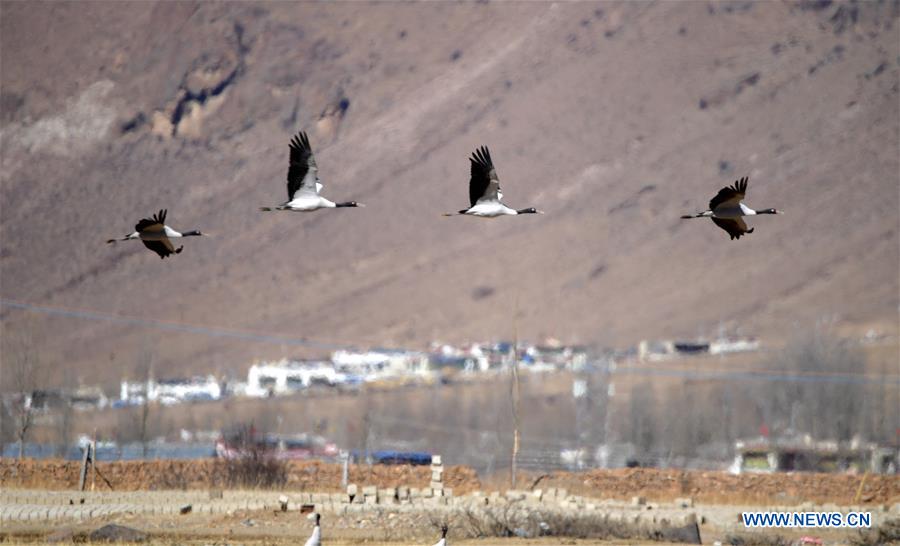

left=107, top=130, right=781, bottom=258
left=105, top=129, right=782, bottom=544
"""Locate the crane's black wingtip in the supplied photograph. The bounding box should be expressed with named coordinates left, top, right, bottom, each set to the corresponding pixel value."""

left=471, top=145, right=493, bottom=167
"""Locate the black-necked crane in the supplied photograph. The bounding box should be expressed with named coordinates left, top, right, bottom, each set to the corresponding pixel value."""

left=444, top=146, right=542, bottom=217
left=681, top=176, right=781, bottom=240
left=106, top=209, right=202, bottom=259
left=260, top=131, right=362, bottom=212
left=304, top=512, right=321, bottom=546
left=431, top=525, right=448, bottom=546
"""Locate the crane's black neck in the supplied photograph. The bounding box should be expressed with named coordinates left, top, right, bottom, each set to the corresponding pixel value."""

left=756, top=208, right=778, bottom=214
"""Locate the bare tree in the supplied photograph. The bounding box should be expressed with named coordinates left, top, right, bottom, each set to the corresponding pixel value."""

left=752, top=326, right=867, bottom=442
left=509, top=298, right=521, bottom=488
left=0, top=400, right=14, bottom=453
left=4, top=324, right=42, bottom=460
left=627, top=382, right=656, bottom=461
left=55, top=369, right=75, bottom=458
left=134, top=338, right=155, bottom=458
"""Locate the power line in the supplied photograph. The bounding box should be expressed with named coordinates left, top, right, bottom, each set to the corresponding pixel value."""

left=0, top=298, right=346, bottom=351
left=3, top=297, right=897, bottom=386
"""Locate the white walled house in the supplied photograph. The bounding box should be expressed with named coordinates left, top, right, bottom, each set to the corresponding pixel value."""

left=151, top=376, right=222, bottom=405
left=120, top=375, right=221, bottom=406
left=245, top=359, right=345, bottom=397
left=331, top=349, right=430, bottom=378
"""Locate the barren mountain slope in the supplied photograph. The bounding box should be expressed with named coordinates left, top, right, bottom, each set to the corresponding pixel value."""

left=1, top=1, right=898, bottom=384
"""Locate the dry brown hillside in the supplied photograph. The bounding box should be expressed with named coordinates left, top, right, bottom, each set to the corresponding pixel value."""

left=1, top=1, right=898, bottom=385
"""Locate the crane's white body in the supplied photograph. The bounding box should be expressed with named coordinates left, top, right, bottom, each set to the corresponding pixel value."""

left=280, top=179, right=337, bottom=211
left=700, top=203, right=758, bottom=219
left=284, top=194, right=336, bottom=211
left=304, top=522, right=321, bottom=546
left=464, top=200, right=518, bottom=217
left=432, top=526, right=448, bottom=545
left=121, top=225, right=186, bottom=241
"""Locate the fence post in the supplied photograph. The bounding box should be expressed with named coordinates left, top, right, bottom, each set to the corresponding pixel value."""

left=78, top=442, right=92, bottom=491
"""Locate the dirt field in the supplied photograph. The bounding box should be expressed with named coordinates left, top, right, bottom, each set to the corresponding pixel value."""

left=3, top=459, right=898, bottom=506
left=0, top=459, right=480, bottom=495
left=3, top=460, right=898, bottom=546
left=516, top=467, right=900, bottom=506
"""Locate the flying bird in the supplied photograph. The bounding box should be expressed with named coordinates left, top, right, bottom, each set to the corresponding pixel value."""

left=260, top=131, right=363, bottom=212
left=304, top=512, right=321, bottom=546
left=444, top=146, right=542, bottom=217
left=107, top=209, right=202, bottom=259
left=681, top=177, right=781, bottom=239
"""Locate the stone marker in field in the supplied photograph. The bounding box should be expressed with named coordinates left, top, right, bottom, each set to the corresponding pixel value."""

left=88, top=524, right=148, bottom=543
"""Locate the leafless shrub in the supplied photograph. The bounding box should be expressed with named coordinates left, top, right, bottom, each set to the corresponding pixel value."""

left=216, top=425, right=287, bottom=488
left=724, top=533, right=790, bottom=546
left=220, top=447, right=287, bottom=488
left=539, top=510, right=633, bottom=539
left=851, top=517, right=900, bottom=546
left=425, top=510, right=451, bottom=532
left=455, top=503, right=638, bottom=540
left=457, top=503, right=518, bottom=537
